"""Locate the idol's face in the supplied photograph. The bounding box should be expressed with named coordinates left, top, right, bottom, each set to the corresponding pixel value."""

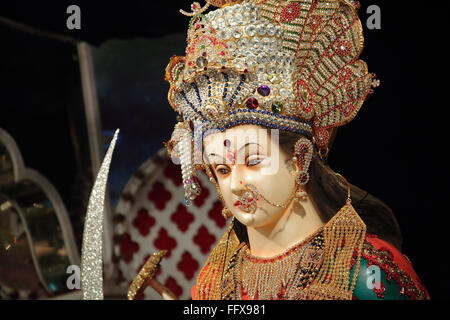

left=203, top=125, right=298, bottom=229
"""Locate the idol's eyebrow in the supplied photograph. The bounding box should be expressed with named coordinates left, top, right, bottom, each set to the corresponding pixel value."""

left=207, top=153, right=225, bottom=161
left=237, top=142, right=262, bottom=154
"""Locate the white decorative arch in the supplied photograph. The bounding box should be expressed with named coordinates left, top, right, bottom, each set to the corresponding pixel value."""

left=0, top=128, right=80, bottom=267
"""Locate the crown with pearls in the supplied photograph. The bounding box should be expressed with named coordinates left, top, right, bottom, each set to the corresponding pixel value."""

left=165, top=0, right=379, bottom=204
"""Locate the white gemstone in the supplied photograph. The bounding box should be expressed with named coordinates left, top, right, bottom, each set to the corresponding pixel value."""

left=217, top=18, right=225, bottom=28
left=267, top=65, right=277, bottom=74
left=246, top=25, right=256, bottom=37
left=220, top=29, right=231, bottom=40
left=262, top=37, right=271, bottom=50
left=257, top=55, right=268, bottom=64
left=276, top=54, right=284, bottom=64
left=276, top=26, right=283, bottom=37
left=233, top=4, right=242, bottom=14
left=234, top=13, right=243, bottom=24
left=257, top=24, right=266, bottom=36
left=246, top=57, right=257, bottom=67
left=223, top=6, right=232, bottom=16
left=227, top=41, right=237, bottom=52
left=252, top=38, right=261, bottom=49
left=232, top=27, right=243, bottom=38
left=280, top=88, right=289, bottom=97
left=238, top=38, right=249, bottom=48
left=267, top=24, right=276, bottom=36
left=243, top=2, right=251, bottom=11
left=215, top=9, right=223, bottom=18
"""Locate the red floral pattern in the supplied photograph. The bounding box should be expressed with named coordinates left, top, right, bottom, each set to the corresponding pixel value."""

left=193, top=178, right=210, bottom=207
left=119, top=233, right=140, bottom=263
left=208, top=200, right=226, bottom=228
left=147, top=181, right=172, bottom=210
left=170, top=204, right=195, bottom=232
left=132, top=208, right=155, bottom=236
left=177, top=251, right=200, bottom=281
left=163, top=160, right=182, bottom=186
left=165, top=277, right=183, bottom=298
left=153, top=228, right=177, bottom=257
left=193, top=225, right=216, bottom=254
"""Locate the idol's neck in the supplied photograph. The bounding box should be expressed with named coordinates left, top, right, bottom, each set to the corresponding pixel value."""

left=245, top=196, right=324, bottom=257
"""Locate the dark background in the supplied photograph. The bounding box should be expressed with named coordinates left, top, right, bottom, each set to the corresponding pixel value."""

left=1, top=0, right=448, bottom=299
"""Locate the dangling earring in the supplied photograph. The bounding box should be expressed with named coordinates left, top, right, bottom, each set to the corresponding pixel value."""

left=293, top=137, right=313, bottom=202
left=295, top=187, right=308, bottom=202
left=221, top=206, right=232, bottom=220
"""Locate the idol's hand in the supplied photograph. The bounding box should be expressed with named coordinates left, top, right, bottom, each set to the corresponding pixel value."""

left=127, top=250, right=178, bottom=300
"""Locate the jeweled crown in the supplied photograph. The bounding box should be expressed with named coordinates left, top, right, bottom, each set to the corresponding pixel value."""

left=165, top=0, right=379, bottom=204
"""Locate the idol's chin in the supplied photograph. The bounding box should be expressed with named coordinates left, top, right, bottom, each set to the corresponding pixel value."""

left=234, top=210, right=258, bottom=226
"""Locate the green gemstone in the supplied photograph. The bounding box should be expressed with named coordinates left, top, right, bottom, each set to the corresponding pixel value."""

left=268, top=73, right=281, bottom=84
left=271, top=101, right=283, bottom=114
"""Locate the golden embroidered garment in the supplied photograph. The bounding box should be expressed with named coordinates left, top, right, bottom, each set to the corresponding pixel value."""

left=192, top=207, right=430, bottom=300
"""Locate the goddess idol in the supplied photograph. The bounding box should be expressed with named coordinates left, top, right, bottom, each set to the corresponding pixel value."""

left=81, top=0, right=430, bottom=301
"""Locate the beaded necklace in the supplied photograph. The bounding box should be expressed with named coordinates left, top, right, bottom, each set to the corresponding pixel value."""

left=235, top=227, right=324, bottom=300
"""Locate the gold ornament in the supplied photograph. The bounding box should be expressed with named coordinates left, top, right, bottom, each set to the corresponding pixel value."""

left=221, top=206, right=232, bottom=219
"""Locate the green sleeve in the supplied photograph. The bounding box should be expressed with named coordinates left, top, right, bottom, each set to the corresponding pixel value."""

left=350, top=256, right=409, bottom=300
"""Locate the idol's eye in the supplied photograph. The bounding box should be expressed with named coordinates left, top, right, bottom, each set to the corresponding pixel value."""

left=246, top=157, right=263, bottom=167
left=216, top=165, right=230, bottom=175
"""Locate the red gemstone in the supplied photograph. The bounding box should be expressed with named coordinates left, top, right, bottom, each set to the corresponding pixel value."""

left=246, top=98, right=259, bottom=109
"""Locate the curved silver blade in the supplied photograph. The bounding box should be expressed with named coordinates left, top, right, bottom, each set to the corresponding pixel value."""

left=81, top=129, right=119, bottom=300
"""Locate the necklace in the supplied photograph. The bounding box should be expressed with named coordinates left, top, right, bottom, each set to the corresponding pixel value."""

left=235, top=228, right=324, bottom=300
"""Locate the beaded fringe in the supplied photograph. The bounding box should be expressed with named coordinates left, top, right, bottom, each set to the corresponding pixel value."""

left=307, top=203, right=366, bottom=300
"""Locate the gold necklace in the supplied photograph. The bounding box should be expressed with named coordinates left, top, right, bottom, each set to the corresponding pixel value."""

left=235, top=228, right=324, bottom=300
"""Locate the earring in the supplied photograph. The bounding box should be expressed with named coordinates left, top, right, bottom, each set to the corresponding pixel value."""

left=221, top=207, right=232, bottom=220
left=293, top=137, right=313, bottom=187
left=295, top=187, right=308, bottom=202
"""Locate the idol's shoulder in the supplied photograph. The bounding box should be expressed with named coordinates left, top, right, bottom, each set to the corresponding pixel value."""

left=351, top=234, right=430, bottom=300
